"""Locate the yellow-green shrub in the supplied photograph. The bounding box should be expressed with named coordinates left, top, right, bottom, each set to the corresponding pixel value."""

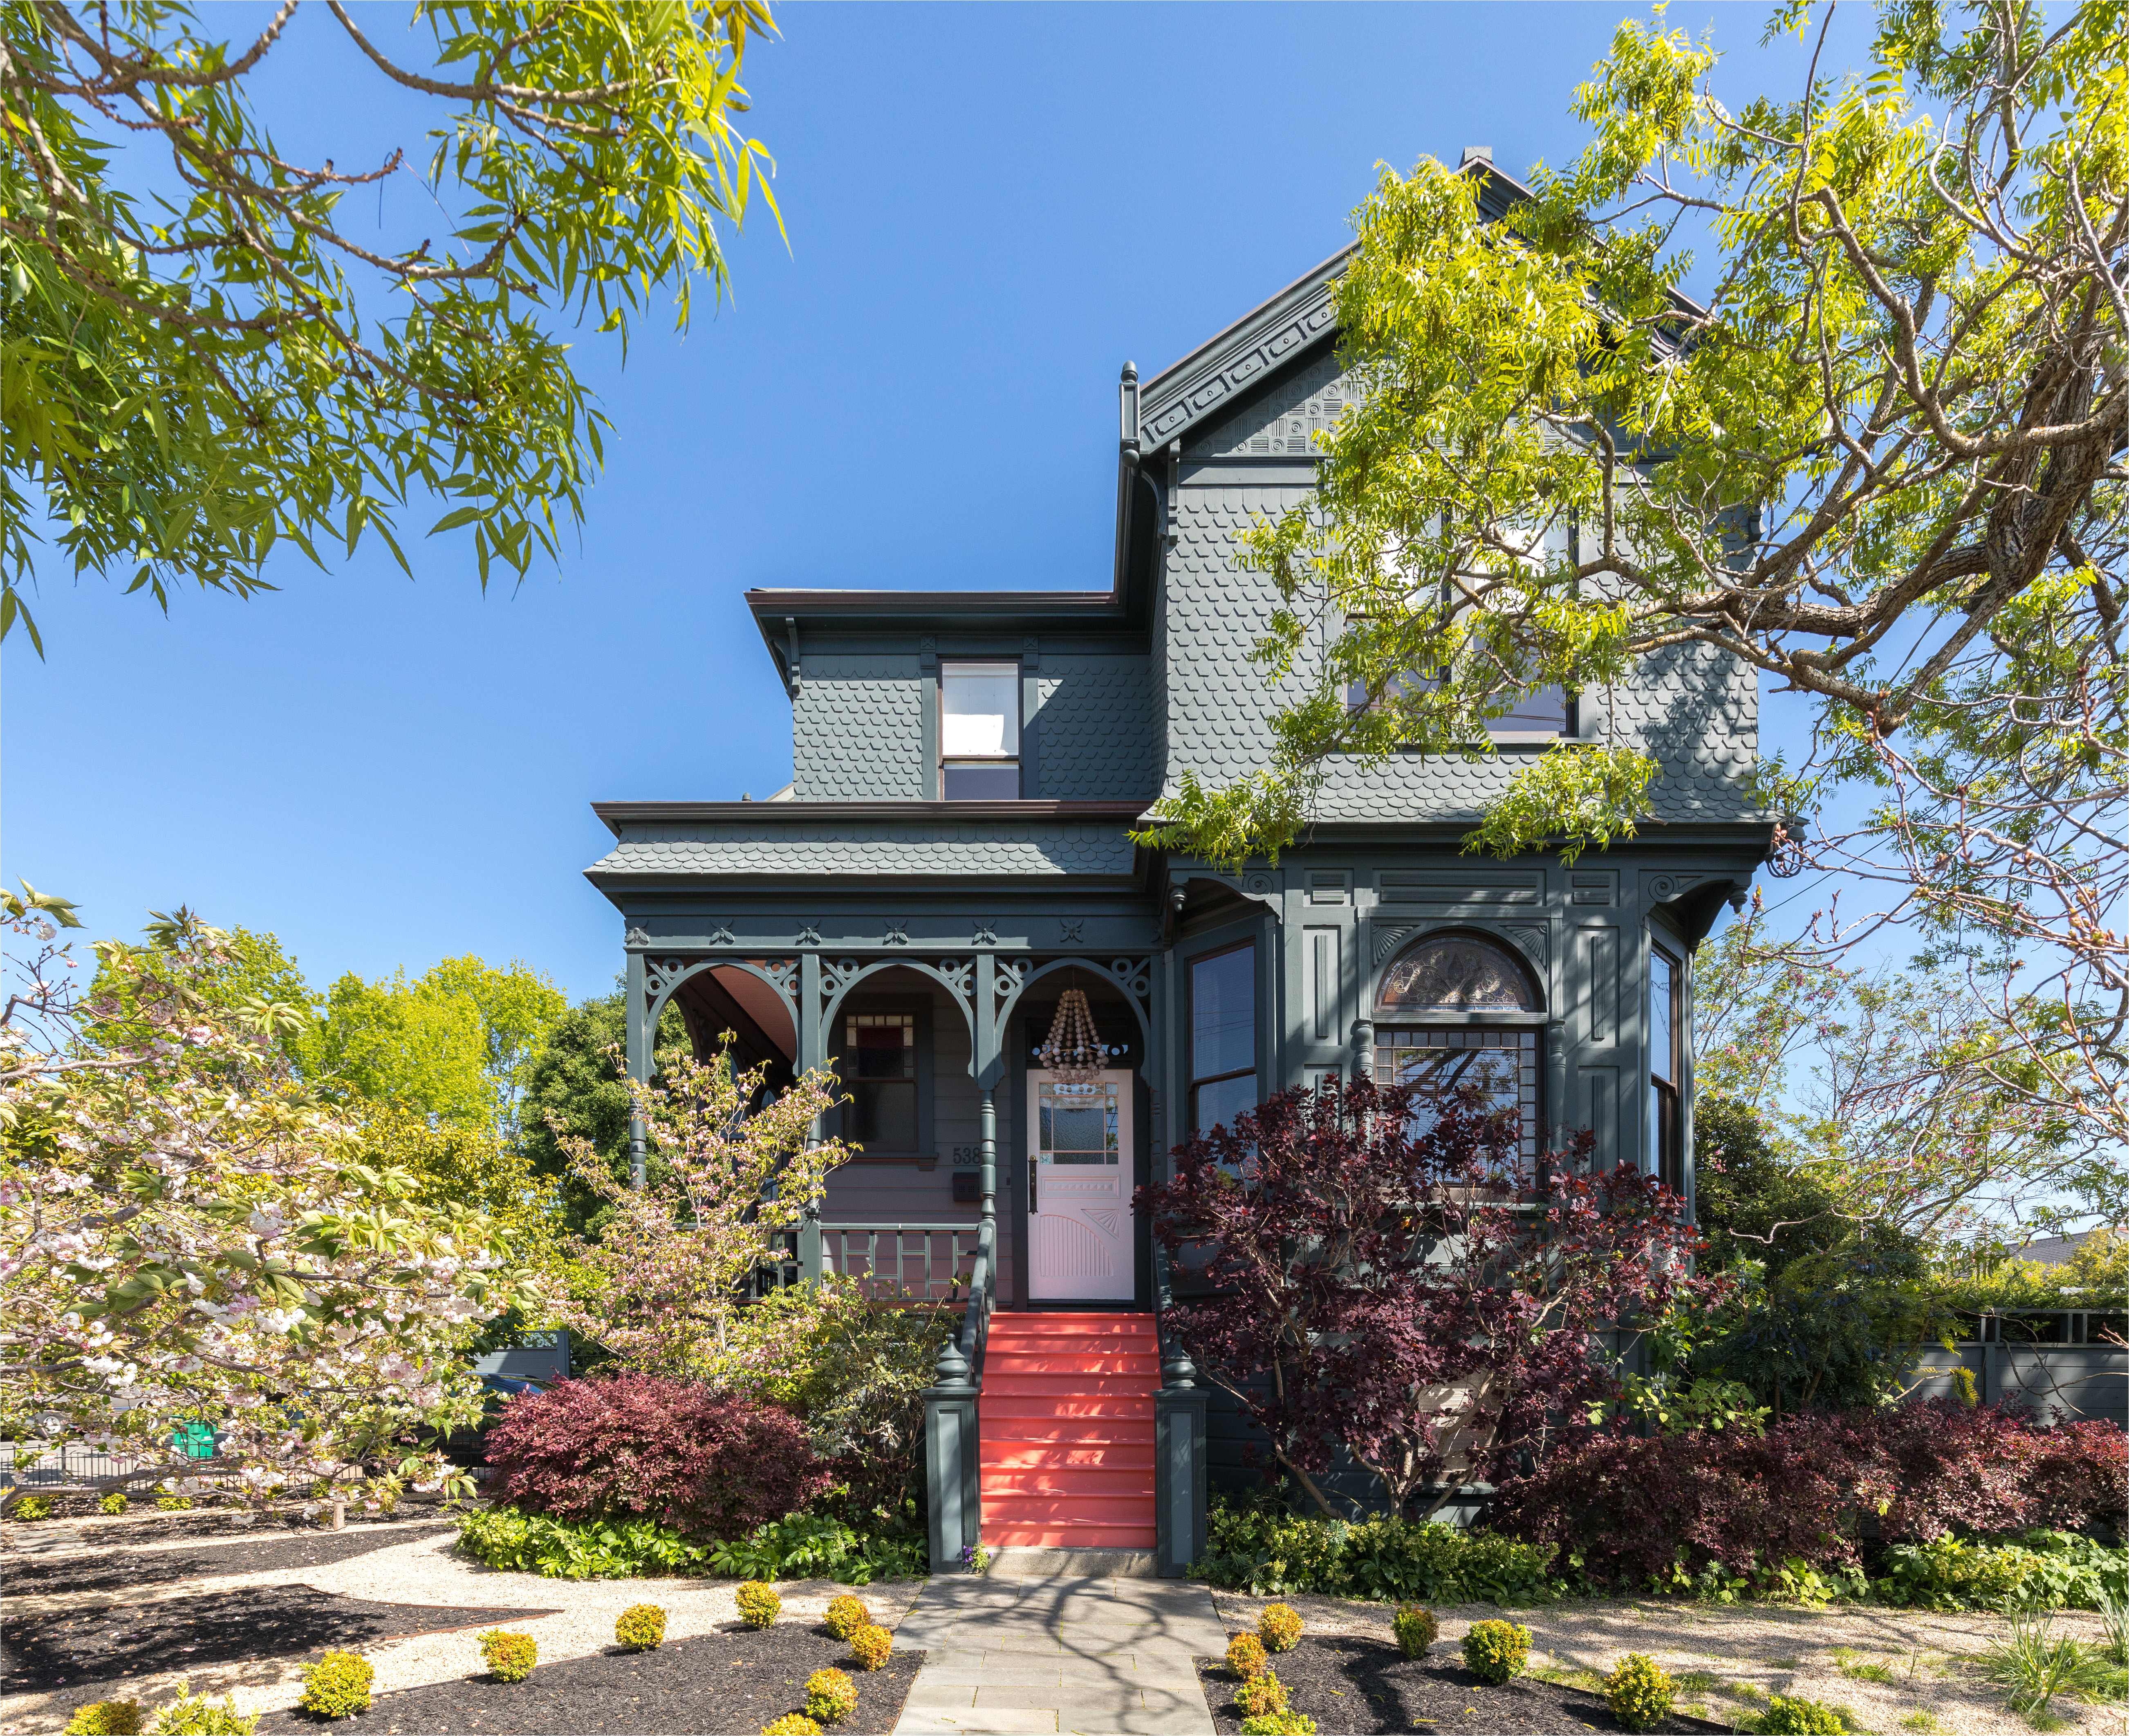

left=479, top=1629, right=538, bottom=1682
left=145, top=1688, right=258, bottom=1735
left=1392, top=1605, right=1438, bottom=1659
left=824, top=1594, right=871, bottom=1640
left=1258, top=1603, right=1302, bottom=1653
left=805, top=1668, right=858, bottom=1724
left=1236, top=1669, right=1289, bottom=1719
left=1605, top=1653, right=1675, bottom=1731
left=848, top=1623, right=892, bottom=1671
left=1239, top=1714, right=1317, bottom=1736
left=99, top=1493, right=130, bottom=1515
left=1758, top=1697, right=1848, bottom=1736
left=12, top=1496, right=53, bottom=1520
left=63, top=1702, right=142, bottom=1735
left=298, top=1651, right=374, bottom=1719
left=1227, top=1633, right=1269, bottom=1678
left=156, top=1496, right=193, bottom=1512
left=736, top=1580, right=781, bottom=1628
left=1461, top=1619, right=1530, bottom=1684
left=760, top=1718, right=822, bottom=1736
left=616, top=1604, right=667, bottom=1651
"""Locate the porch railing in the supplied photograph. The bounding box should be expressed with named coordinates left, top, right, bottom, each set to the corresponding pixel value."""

left=758, top=1222, right=982, bottom=1304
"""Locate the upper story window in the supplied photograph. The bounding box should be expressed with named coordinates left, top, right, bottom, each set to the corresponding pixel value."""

left=940, top=662, right=1020, bottom=799
left=1347, top=666, right=1572, bottom=740
left=1649, top=943, right=1683, bottom=1191
left=1190, top=942, right=1257, bottom=1134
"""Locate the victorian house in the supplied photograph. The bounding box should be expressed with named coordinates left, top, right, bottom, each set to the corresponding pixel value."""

left=585, top=158, right=1773, bottom=1572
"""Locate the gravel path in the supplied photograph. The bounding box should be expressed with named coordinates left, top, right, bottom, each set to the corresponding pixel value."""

left=1207, top=1588, right=2121, bottom=1736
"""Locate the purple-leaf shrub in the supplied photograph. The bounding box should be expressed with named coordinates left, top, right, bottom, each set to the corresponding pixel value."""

left=1136, top=1078, right=1717, bottom=1518
left=483, top=1372, right=831, bottom=1540
left=1492, top=1401, right=2128, bottom=1586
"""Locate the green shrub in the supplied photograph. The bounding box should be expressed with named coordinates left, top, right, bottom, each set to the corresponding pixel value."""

left=848, top=1624, right=892, bottom=1671
left=1236, top=1669, right=1289, bottom=1718
left=145, top=1689, right=258, bottom=1736
left=1877, top=1530, right=2129, bottom=1612
left=760, top=1718, right=822, bottom=1736
left=804, top=1668, right=858, bottom=1724
left=1392, top=1605, right=1438, bottom=1659
left=1461, top=1619, right=1531, bottom=1684
left=479, top=1629, right=538, bottom=1682
left=298, top=1652, right=373, bottom=1719
left=1239, top=1714, right=1317, bottom=1736
left=615, top=1603, right=667, bottom=1651
left=145, top=1689, right=257, bottom=1736
left=155, top=1496, right=193, bottom=1512
left=99, top=1493, right=130, bottom=1516
left=1195, top=1500, right=1562, bottom=1604
left=453, top=1505, right=924, bottom=1586
left=1605, top=1654, right=1676, bottom=1731
left=12, top=1495, right=53, bottom=1520
left=824, top=1594, right=871, bottom=1640
left=63, top=1702, right=142, bottom=1735
left=1227, top=1633, right=1269, bottom=1678
left=1258, top=1604, right=1302, bottom=1652
left=1755, top=1696, right=1848, bottom=1735
left=737, top=1580, right=781, bottom=1627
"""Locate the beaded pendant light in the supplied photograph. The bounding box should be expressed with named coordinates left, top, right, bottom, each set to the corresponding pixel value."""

left=1036, top=986, right=1105, bottom=1085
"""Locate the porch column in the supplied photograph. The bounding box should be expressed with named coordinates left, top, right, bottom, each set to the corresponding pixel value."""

left=798, top=951, right=825, bottom=1282
left=979, top=1084, right=997, bottom=1318
left=625, top=949, right=649, bottom=1189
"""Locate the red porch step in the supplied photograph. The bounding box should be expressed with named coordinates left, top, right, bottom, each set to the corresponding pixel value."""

left=980, top=1311, right=1158, bottom=1549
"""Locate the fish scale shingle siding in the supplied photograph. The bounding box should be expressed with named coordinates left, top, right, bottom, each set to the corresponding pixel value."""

left=1034, top=655, right=1155, bottom=801
left=1164, top=485, right=1759, bottom=821
left=793, top=654, right=926, bottom=799
left=1187, top=349, right=1354, bottom=459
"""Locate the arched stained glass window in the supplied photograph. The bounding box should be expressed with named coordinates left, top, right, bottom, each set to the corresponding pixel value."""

left=1376, top=932, right=1540, bottom=1016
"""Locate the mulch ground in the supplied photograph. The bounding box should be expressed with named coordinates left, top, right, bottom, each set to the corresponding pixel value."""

left=1198, top=1635, right=1732, bottom=1734
left=251, top=1623, right=926, bottom=1735
left=3, top=1518, right=457, bottom=1596
left=7, top=1583, right=555, bottom=1698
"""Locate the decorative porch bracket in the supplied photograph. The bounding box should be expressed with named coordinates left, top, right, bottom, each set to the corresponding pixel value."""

left=1152, top=1244, right=1208, bottom=1576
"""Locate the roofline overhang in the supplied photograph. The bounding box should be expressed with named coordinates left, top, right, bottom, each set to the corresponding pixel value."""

left=591, top=798, right=1154, bottom=839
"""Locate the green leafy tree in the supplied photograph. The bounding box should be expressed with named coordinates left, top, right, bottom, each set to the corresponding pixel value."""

left=516, top=984, right=690, bottom=1233
left=2, top=0, right=778, bottom=650
left=305, top=955, right=565, bottom=1140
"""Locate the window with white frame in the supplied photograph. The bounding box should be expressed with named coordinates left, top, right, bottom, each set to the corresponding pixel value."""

left=940, top=662, right=1020, bottom=799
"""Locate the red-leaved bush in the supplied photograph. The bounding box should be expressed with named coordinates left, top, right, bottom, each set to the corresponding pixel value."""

left=483, top=1373, right=831, bottom=1539
left=1491, top=1400, right=2127, bottom=1587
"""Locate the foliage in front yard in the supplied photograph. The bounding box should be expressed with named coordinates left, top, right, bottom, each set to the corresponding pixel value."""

left=736, top=1580, right=781, bottom=1627
left=1194, top=1501, right=1563, bottom=1603
left=456, top=1505, right=924, bottom=1583
left=615, top=1604, right=667, bottom=1650
left=478, top=1629, right=538, bottom=1682
left=143, top=1690, right=257, bottom=1736
left=847, top=1624, right=893, bottom=1671
left=483, top=1372, right=832, bottom=1540
left=1461, top=1619, right=1531, bottom=1684
left=1878, top=1532, right=2129, bottom=1613
left=1604, top=1654, right=1675, bottom=1732
left=1141, top=1080, right=1712, bottom=1518
left=297, top=1651, right=374, bottom=1720
left=1491, top=1400, right=2126, bottom=1592
left=63, top=1704, right=141, bottom=1736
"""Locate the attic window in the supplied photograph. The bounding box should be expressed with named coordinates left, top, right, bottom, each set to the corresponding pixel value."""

left=941, top=662, right=1020, bottom=799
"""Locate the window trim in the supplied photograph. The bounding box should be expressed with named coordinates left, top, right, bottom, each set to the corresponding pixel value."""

left=939, top=659, right=1023, bottom=800
left=832, top=999, right=935, bottom=1159
left=1648, top=940, right=1683, bottom=1190
left=1187, top=938, right=1259, bottom=1134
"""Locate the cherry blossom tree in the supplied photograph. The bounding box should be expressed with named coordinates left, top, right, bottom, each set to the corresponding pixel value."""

left=0, top=897, right=543, bottom=1508
left=550, top=1045, right=851, bottom=1377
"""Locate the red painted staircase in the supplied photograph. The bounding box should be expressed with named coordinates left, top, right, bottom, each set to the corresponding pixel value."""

left=979, top=1310, right=1158, bottom=1549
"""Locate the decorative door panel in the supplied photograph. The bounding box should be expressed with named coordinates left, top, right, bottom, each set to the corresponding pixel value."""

left=1027, top=1070, right=1133, bottom=1301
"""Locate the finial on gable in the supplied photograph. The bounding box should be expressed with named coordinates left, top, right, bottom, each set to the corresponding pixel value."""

left=1119, top=361, right=1140, bottom=454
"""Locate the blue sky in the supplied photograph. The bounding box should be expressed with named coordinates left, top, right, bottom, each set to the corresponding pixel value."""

left=2, top=2, right=1862, bottom=1005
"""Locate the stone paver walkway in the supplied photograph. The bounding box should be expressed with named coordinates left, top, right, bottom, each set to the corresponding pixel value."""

left=890, top=1573, right=1225, bottom=1736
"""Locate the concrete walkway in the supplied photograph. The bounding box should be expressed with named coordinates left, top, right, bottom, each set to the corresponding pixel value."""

left=890, top=1572, right=1227, bottom=1736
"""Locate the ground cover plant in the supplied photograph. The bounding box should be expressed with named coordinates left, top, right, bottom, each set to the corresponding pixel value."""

left=1194, top=1499, right=1562, bottom=1602
left=1141, top=1079, right=1710, bottom=1520
left=455, top=1504, right=924, bottom=1584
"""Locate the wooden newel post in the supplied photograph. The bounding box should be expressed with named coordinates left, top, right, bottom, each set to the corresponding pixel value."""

left=922, top=1336, right=979, bottom=1573
left=1154, top=1346, right=1208, bottom=1578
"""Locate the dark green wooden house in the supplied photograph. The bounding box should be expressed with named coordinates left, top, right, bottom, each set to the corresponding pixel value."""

left=585, top=159, right=1775, bottom=1572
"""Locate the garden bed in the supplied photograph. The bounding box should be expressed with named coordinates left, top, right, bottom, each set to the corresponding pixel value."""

left=1198, top=1634, right=1730, bottom=1734
left=4, top=1517, right=458, bottom=1597
left=250, top=1622, right=925, bottom=1735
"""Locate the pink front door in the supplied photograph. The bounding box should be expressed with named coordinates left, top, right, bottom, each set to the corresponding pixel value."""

left=1026, top=1070, right=1134, bottom=1302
